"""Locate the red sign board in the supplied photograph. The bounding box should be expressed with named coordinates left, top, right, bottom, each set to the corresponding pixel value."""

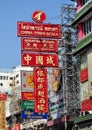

left=17, top=22, right=61, bottom=38
left=21, top=53, right=58, bottom=67
left=32, top=10, right=46, bottom=23
left=0, top=93, right=7, bottom=100
left=80, top=68, right=88, bottom=82
left=81, top=99, right=92, bottom=112
left=21, top=92, right=34, bottom=100
left=21, top=38, right=58, bottom=52
left=34, top=68, right=48, bottom=113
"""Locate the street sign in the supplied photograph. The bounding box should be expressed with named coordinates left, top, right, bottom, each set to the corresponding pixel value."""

left=21, top=38, right=58, bottom=52
left=21, top=53, right=59, bottom=67
left=17, top=22, right=61, bottom=38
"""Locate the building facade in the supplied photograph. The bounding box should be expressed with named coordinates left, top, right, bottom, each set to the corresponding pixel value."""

left=71, top=0, right=92, bottom=129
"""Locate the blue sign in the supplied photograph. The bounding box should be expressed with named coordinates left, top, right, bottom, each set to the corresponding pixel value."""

left=22, top=110, right=48, bottom=119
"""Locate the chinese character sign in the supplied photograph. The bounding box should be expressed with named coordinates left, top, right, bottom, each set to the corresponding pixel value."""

left=34, top=68, right=48, bottom=113
left=21, top=53, right=58, bottom=67
left=21, top=38, right=58, bottom=52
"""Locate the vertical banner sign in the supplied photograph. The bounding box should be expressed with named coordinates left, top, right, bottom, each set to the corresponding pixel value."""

left=34, top=68, right=48, bottom=113
left=0, top=93, right=7, bottom=130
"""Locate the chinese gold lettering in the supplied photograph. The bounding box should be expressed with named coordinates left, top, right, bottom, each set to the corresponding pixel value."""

left=24, top=54, right=32, bottom=65
left=46, top=56, right=55, bottom=66
left=36, top=56, right=43, bottom=65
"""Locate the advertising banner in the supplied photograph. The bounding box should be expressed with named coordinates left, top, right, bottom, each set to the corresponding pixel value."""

left=21, top=92, right=34, bottom=100
left=21, top=53, right=58, bottom=67
left=51, top=68, right=61, bottom=91
left=22, top=110, right=48, bottom=119
left=21, top=38, right=58, bottom=52
left=34, top=68, right=48, bottom=113
left=17, top=22, right=61, bottom=38
left=21, top=70, right=34, bottom=92
left=22, top=100, right=34, bottom=110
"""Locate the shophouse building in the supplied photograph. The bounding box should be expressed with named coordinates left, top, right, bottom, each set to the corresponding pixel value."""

left=71, top=0, right=92, bottom=129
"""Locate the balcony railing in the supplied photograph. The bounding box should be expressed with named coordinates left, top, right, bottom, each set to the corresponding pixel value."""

left=74, top=32, right=92, bottom=53
left=74, top=114, right=92, bottom=124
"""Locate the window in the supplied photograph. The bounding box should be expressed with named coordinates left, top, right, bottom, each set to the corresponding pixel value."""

left=16, top=74, right=19, bottom=78
left=0, top=83, right=3, bottom=86
left=80, top=53, right=87, bottom=70
left=16, top=80, right=19, bottom=84
left=83, top=0, right=90, bottom=5
left=83, top=17, right=92, bottom=36
left=10, top=77, right=13, bottom=80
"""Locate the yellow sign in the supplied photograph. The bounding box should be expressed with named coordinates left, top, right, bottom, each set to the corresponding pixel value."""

left=0, top=101, right=6, bottom=129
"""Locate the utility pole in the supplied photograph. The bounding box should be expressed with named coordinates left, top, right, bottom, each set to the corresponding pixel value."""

left=10, top=80, right=17, bottom=129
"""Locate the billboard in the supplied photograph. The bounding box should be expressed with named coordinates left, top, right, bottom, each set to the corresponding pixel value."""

left=21, top=38, right=58, bottom=52
left=17, top=22, right=61, bottom=38
left=21, top=53, right=58, bottom=67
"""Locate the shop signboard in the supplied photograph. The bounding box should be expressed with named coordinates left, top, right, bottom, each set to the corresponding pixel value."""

left=21, top=38, right=58, bottom=52
left=21, top=92, right=34, bottom=100
left=21, top=53, right=58, bottom=67
left=17, top=21, right=61, bottom=39
left=22, top=110, right=48, bottom=119
left=81, top=99, right=92, bottom=111
left=80, top=68, right=88, bottom=82
left=22, top=101, right=34, bottom=110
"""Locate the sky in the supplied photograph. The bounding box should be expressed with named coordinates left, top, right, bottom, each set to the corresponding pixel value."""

left=0, top=0, right=75, bottom=69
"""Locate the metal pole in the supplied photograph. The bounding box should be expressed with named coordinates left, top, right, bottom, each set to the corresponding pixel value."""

left=65, top=114, right=67, bottom=130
